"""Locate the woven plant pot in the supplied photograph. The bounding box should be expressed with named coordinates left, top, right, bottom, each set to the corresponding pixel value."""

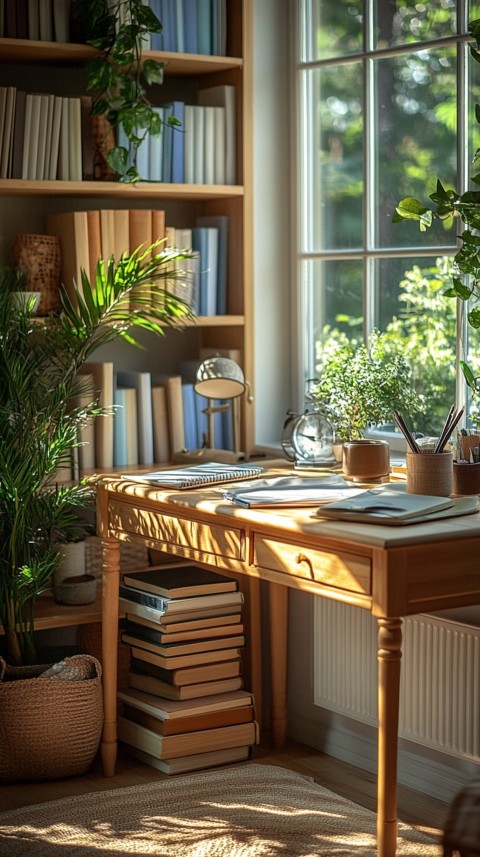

left=0, top=654, right=103, bottom=783
left=12, top=233, right=62, bottom=315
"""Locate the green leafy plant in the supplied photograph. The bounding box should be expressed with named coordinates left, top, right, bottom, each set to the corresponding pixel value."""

left=75, top=0, right=177, bottom=181
left=394, top=21, right=480, bottom=342
left=310, top=330, right=423, bottom=441
left=0, top=246, right=194, bottom=666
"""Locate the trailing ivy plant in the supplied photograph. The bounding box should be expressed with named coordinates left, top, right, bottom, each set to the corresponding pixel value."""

left=393, top=18, right=480, bottom=398
left=74, top=0, right=179, bottom=181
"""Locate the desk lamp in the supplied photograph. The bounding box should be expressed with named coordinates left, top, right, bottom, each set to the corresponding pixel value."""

left=172, top=356, right=251, bottom=464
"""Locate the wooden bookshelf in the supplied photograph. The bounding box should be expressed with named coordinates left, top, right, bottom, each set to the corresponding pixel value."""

left=0, top=0, right=254, bottom=457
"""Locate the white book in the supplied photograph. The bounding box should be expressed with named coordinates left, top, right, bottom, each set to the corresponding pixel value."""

left=26, top=93, right=42, bottom=180
left=113, top=385, right=139, bottom=467
left=198, top=85, right=236, bottom=184
left=58, top=96, right=70, bottom=180
left=213, top=106, right=226, bottom=184
left=117, top=370, right=154, bottom=465
left=203, top=105, right=215, bottom=185
left=53, top=0, right=70, bottom=42
left=21, top=93, right=34, bottom=180
left=183, top=104, right=195, bottom=184
left=148, top=107, right=163, bottom=181
left=39, top=0, right=53, bottom=41
left=42, top=94, right=55, bottom=180
left=35, top=93, right=50, bottom=180
left=192, top=105, right=205, bottom=184
left=68, top=97, right=82, bottom=181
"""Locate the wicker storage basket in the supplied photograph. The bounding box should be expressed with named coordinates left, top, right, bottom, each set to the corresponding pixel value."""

left=0, top=654, right=103, bottom=783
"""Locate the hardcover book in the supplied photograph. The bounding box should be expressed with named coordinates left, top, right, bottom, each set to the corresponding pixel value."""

left=119, top=584, right=244, bottom=615
left=125, top=744, right=251, bottom=775
left=122, top=566, right=238, bottom=599
left=124, top=613, right=244, bottom=643
left=121, top=702, right=254, bottom=737
left=117, top=716, right=257, bottom=760
left=129, top=643, right=242, bottom=672
left=129, top=671, right=244, bottom=700
left=130, top=654, right=242, bottom=686
left=121, top=628, right=245, bottom=658
left=119, top=597, right=242, bottom=625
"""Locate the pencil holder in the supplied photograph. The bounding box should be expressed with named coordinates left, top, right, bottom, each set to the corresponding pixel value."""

left=452, top=461, right=480, bottom=495
left=406, top=450, right=453, bottom=496
left=458, top=435, right=480, bottom=462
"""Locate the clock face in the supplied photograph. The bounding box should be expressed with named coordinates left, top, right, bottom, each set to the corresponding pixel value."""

left=292, top=412, right=334, bottom=462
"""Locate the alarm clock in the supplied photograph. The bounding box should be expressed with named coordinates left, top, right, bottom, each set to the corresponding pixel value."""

left=281, top=408, right=336, bottom=469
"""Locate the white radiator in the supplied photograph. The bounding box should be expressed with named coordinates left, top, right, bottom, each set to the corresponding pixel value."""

left=314, top=601, right=480, bottom=761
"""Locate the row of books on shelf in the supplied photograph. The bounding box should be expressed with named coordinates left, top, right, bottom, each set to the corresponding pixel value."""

left=119, top=87, right=236, bottom=185
left=73, top=353, right=241, bottom=472
left=44, top=208, right=228, bottom=316
left=117, top=563, right=257, bottom=775
left=1, top=0, right=69, bottom=42
left=1, top=0, right=228, bottom=58
left=0, top=83, right=236, bottom=186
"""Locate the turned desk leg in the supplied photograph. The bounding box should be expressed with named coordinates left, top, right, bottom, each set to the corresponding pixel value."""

left=377, top=617, right=403, bottom=857
left=269, top=581, right=288, bottom=747
left=101, top=537, right=121, bottom=777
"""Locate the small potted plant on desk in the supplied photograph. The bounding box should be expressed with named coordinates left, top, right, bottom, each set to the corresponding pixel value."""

left=309, top=329, right=423, bottom=480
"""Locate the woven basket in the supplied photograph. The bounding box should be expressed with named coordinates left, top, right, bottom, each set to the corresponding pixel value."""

left=12, top=233, right=62, bottom=315
left=0, top=654, right=103, bottom=783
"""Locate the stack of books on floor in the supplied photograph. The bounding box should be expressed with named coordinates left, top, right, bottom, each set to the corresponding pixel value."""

left=117, top=563, right=258, bottom=774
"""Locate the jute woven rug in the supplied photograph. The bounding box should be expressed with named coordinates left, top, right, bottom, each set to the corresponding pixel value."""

left=0, top=763, right=441, bottom=856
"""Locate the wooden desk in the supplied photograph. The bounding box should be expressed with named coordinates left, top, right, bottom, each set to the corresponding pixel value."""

left=97, top=476, right=480, bottom=857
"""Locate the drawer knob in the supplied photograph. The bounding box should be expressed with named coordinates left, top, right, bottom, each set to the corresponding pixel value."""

left=295, top=552, right=314, bottom=578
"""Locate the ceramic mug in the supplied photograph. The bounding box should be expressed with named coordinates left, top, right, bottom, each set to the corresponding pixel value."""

left=343, top=440, right=390, bottom=482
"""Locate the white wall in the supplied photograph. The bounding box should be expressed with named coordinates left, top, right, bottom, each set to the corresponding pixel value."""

left=252, top=0, right=293, bottom=448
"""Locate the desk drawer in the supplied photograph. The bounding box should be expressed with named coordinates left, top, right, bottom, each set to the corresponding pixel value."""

left=253, top=536, right=371, bottom=595
left=110, top=501, right=245, bottom=562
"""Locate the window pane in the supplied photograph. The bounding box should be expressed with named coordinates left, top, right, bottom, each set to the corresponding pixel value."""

left=301, top=65, right=363, bottom=252
left=304, top=259, right=364, bottom=376
left=375, top=48, right=457, bottom=249
left=374, top=0, right=457, bottom=49
left=300, top=0, right=363, bottom=62
left=374, top=256, right=456, bottom=435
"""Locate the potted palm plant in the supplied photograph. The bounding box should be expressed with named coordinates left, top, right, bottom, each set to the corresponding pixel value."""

left=0, top=245, right=194, bottom=668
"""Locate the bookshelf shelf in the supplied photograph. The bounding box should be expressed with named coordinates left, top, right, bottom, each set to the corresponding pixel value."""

left=0, top=38, right=243, bottom=75
left=0, top=179, right=245, bottom=200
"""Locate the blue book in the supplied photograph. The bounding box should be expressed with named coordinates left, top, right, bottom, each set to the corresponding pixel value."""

left=117, top=371, right=154, bottom=465
left=113, top=386, right=139, bottom=467
left=170, top=100, right=185, bottom=183
left=135, top=128, right=150, bottom=181
left=159, top=0, right=175, bottom=51
left=149, top=0, right=163, bottom=50
left=196, top=0, right=211, bottom=54
left=196, top=214, right=228, bottom=314
left=183, top=0, right=197, bottom=53
left=175, top=0, right=185, bottom=52
left=194, top=393, right=224, bottom=449
left=192, top=226, right=218, bottom=316
left=182, top=382, right=198, bottom=451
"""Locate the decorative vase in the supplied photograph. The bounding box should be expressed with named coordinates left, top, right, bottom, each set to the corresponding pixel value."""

left=12, top=233, right=62, bottom=315
left=54, top=540, right=86, bottom=591
left=343, top=439, right=390, bottom=482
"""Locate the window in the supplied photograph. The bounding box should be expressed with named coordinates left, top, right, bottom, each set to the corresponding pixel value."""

left=295, top=0, right=480, bottom=437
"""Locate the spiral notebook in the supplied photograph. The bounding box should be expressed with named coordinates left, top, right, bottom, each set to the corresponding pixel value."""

left=122, top=462, right=265, bottom=489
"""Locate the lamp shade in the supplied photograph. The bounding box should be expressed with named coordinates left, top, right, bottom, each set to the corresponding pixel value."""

left=194, top=357, right=246, bottom=399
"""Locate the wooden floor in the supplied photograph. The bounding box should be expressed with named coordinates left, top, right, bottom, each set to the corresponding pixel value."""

left=0, top=739, right=448, bottom=842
